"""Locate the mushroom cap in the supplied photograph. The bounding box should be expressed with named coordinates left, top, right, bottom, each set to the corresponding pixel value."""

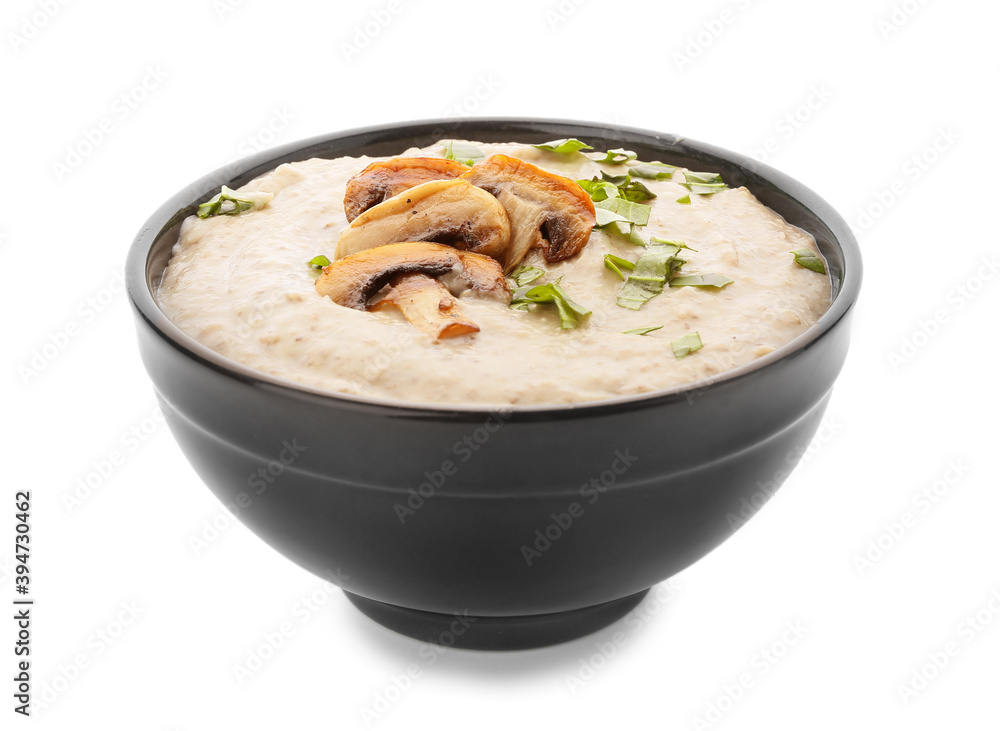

left=334, top=179, right=512, bottom=261
left=343, top=157, right=470, bottom=222
left=461, top=154, right=596, bottom=272
left=316, top=241, right=511, bottom=310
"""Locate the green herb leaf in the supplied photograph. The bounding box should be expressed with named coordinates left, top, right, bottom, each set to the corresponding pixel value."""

left=671, top=332, right=704, bottom=359
left=649, top=236, right=696, bottom=252
left=618, top=179, right=657, bottom=202
left=627, top=224, right=647, bottom=246
left=443, top=140, right=485, bottom=166
left=600, top=171, right=630, bottom=186
left=682, top=171, right=727, bottom=196
left=510, top=280, right=591, bottom=329
left=197, top=186, right=273, bottom=219
left=508, top=264, right=546, bottom=287
left=589, top=148, right=638, bottom=164
left=604, top=254, right=636, bottom=280
left=670, top=273, right=734, bottom=288
left=580, top=172, right=655, bottom=204
left=577, top=177, right=620, bottom=202
left=630, top=162, right=678, bottom=180
left=790, top=249, right=827, bottom=274
left=595, top=197, right=651, bottom=226
left=508, top=294, right=533, bottom=312
left=532, top=138, right=593, bottom=154
left=622, top=325, right=663, bottom=336
left=308, top=255, right=331, bottom=270
left=551, top=281, right=591, bottom=317
left=594, top=207, right=631, bottom=228
left=616, top=241, right=682, bottom=310
left=676, top=194, right=691, bottom=205
left=595, top=209, right=647, bottom=241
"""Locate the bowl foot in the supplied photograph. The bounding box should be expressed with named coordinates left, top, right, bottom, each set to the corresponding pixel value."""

left=344, top=589, right=650, bottom=651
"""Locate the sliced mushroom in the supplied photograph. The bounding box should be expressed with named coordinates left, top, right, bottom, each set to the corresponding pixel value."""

left=334, top=179, right=511, bottom=261
left=374, top=273, right=480, bottom=339
left=461, top=154, right=596, bottom=272
left=343, top=157, right=471, bottom=222
left=316, top=242, right=510, bottom=339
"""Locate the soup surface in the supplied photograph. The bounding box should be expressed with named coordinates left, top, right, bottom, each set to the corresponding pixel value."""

left=157, top=141, right=831, bottom=406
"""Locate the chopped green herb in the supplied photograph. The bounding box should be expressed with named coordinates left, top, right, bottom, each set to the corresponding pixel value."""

left=594, top=207, right=631, bottom=229
left=676, top=194, right=691, bottom=205
left=508, top=264, right=546, bottom=287
left=682, top=171, right=727, bottom=196
left=604, top=254, right=636, bottom=280
left=510, top=279, right=591, bottom=329
left=671, top=332, right=704, bottom=359
left=600, top=171, right=630, bottom=186
left=595, top=197, right=651, bottom=226
left=595, top=199, right=652, bottom=241
left=618, top=179, right=657, bottom=202
left=532, top=138, right=593, bottom=154
left=576, top=177, right=620, bottom=202
left=622, top=325, right=663, bottom=336
left=308, top=255, right=331, bottom=270
left=790, top=249, right=827, bottom=274
left=589, top=148, right=638, bottom=164
left=669, top=256, right=687, bottom=278
left=650, top=236, right=696, bottom=252
left=552, top=282, right=590, bottom=315
left=630, top=162, right=678, bottom=180
left=579, top=172, right=655, bottom=203
left=670, top=273, right=734, bottom=288
left=627, top=225, right=647, bottom=246
left=616, top=241, right=682, bottom=310
left=443, top=140, right=485, bottom=166
left=197, top=186, right=273, bottom=219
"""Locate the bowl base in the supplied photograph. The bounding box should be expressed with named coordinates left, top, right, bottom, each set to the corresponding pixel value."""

left=344, top=589, right=650, bottom=651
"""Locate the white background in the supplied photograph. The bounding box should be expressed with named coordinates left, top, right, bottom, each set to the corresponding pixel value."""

left=3, top=0, right=998, bottom=728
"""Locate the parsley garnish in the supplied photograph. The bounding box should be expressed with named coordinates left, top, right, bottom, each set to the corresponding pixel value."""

left=531, top=138, right=593, bottom=154
left=442, top=141, right=484, bottom=166
left=671, top=332, right=703, bottom=359
left=790, top=249, right=827, bottom=274
left=197, top=186, right=273, bottom=219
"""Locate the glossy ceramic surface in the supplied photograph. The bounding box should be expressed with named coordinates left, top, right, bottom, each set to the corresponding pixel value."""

left=126, top=119, right=861, bottom=649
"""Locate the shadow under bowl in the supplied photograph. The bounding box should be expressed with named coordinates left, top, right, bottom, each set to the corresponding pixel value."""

left=126, top=118, right=862, bottom=650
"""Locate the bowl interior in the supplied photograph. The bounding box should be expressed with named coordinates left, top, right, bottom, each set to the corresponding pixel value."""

left=131, top=118, right=861, bottom=412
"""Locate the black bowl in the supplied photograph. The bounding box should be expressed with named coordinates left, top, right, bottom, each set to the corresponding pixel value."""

left=126, top=118, right=861, bottom=650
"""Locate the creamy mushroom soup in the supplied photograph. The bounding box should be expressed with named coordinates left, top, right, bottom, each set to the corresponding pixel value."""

left=157, top=140, right=831, bottom=406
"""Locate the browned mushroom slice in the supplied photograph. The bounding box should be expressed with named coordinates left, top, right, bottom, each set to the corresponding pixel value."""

left=343, top=157, right=471, bottom=222
left=315, top=242, right=510, bottom=340
left=461, top=154, right=596, bottom=272
left=374, top=273, right=480, bottom=340
left=334, top=179, right=511, bottom=261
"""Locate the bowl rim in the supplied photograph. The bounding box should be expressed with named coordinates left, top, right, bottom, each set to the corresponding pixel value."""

left=126, top=116, right=862, bottom=418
